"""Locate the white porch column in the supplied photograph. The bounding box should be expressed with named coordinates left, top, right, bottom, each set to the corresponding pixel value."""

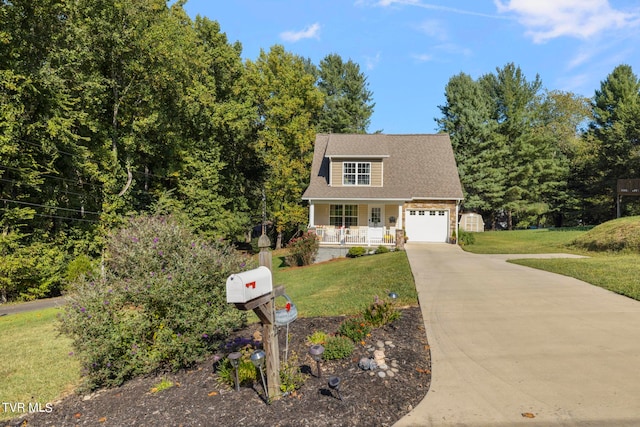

left=397, top=204, right=403, bottom=229
left=455, top=200, right=460, bottom=243
left=308, top=202, right=315, bottom=227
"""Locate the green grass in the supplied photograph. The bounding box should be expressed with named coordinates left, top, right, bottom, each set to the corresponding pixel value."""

left=272, top=251, right=418, bottom=317
left=461, top=228, right=590, bottom=254
left=0, top=308, right=79, bottom=421
left=461, top=223, right=640, bottom=301
left=0, top=250, right=416, bottom=420
left=511, top=254, right=640, bottom=301
left=571, top=216, right=640, bottom=253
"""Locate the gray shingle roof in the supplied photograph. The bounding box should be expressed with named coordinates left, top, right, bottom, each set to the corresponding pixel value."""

left=302, top=133, right=464, bottom=201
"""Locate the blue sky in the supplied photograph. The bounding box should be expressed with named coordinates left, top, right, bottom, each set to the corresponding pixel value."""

left=182, top=0, right=640, bottom=134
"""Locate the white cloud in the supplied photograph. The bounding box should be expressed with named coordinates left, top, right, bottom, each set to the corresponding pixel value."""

left=557, top=73, right=591, bottom=92
left=354, top=0, right=419, bottom=6
left=416, top=19, right=448, bottom=41
left=378, top=0, right=419, bottom=5
left=280, top=23, right=321, bottom=42
left=411, top=53, right=433, bottom=63
left=494, top=0, right=640, bottom=43
left=363, top=0, right=505, bottom=19
left=411, top=44, right=472, bottom=64
left=567, top=49, right=596, bottom=70
left=434, top=43, right=473, bottom=57
left=364, top=52, right=382, bottom=70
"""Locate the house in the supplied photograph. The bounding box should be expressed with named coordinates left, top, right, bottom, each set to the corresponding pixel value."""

left=302, top=133, right=464, bottom=246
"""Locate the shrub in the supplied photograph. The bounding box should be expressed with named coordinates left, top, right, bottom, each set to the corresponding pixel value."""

left=375, top=245, right=390, bottom=254
left=59, top=215, right=254, bottom=391
left=305, top=330, right=329, bottom=345
left=65, top=254, right=95, bottom=284
left=216, top=338, right=262, bottom=389
left=323, top=335, right=355, bottom=360
left=0, top=238, right=66, bottom=302
left=337, top=315, right=371, bottom=343
left=279, top=351, right=306, bottom=394
left=362, top=295, right=400, bottom=327
left=347, top=246, right=366, bottom=257
left=458, top=230, right=476, bottom=246
left=284, top=232, right=319, bottom=266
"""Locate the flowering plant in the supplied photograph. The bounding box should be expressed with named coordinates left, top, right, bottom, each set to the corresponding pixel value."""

left=284, top=231, right=319, bottom=266
left=337, top=315, right=371, bottom=343
left=59, top=215, right=255, bottom=391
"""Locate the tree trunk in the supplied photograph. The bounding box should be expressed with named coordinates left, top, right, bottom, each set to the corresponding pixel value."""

left=275, top=231, right=283, bottom=250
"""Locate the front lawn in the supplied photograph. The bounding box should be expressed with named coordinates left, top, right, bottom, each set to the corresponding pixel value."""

left=0, top=249, right=416, bottom=421
left=463, top=227, right=640, bottom=302
left=0, top=308, right=79, bottom=420
left=272, top=251, right=417, bottom=317
left=461, top=228, right=590, bottom=254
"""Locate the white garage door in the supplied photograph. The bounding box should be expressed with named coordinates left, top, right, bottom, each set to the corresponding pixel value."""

left=405, top=209, right=449, bottom=242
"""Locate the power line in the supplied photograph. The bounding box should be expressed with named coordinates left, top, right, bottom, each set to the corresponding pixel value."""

left=1, top=163, right=177, bottom=187
left=0, top=207, right=99, bottom=223
left=0, top=177, right=92, bottom=198
left=0, top=198, right=101, bottom=215
left=8, top=140, right=180, bottom=181
left=0, top=164, right=103, bottom=188
left=14, top=138, right=78, bottom=157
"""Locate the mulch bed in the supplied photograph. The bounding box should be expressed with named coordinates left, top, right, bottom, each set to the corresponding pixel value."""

left=7, top=306, right=430, bottom=427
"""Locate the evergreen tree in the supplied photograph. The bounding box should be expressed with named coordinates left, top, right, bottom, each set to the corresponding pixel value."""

left=438, top=64, right=572, bottom=229
left=437, top=73, right=505, bottom=217
left=316, top=53, right=375, bottom=134
left=588, top=64, right=640, bottom=219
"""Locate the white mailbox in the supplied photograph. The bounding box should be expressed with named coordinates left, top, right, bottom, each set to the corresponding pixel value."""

left=226, top=266, right=273, bottom=303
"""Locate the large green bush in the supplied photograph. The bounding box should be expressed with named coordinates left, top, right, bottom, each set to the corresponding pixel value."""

left=59, top=215, right=254, bottom=391
left=0, top=236, right=66, bottom=302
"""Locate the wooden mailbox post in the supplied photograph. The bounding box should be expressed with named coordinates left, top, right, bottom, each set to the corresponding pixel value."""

left=226, top=233, right=281, bottom=400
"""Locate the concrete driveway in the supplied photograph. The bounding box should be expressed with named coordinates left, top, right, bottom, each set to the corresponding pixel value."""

left=394, top=243, right=640, bottom=427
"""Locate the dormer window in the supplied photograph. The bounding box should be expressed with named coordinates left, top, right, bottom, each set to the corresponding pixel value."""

left=343, top=162, right=371, bottom=186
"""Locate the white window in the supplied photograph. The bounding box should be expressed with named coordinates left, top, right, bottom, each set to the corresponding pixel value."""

left=343, top=162, right=370, bottom=186
left=330, top=204, right=358, bottom=227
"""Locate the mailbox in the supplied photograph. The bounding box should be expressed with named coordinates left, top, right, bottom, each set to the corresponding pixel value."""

left=226, top=266, right=273, bottom=303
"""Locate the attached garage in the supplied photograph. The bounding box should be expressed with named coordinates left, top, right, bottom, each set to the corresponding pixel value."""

left=405, top=209, right=449, bottom=242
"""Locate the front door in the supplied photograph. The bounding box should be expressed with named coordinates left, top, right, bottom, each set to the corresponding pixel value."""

left=369, top=205, right=384, bottom=227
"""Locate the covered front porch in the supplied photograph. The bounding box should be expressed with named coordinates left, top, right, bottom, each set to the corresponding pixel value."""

left=307, top=201, right=404, bottom=247
left=312, top=225, right=397, bottom=246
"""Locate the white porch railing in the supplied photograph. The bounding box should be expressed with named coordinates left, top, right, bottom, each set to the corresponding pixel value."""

left=313, top=226, right=396, bottom=246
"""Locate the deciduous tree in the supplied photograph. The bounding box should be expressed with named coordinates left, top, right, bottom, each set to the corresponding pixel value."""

left=243, top=45, right=324, bottom=248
